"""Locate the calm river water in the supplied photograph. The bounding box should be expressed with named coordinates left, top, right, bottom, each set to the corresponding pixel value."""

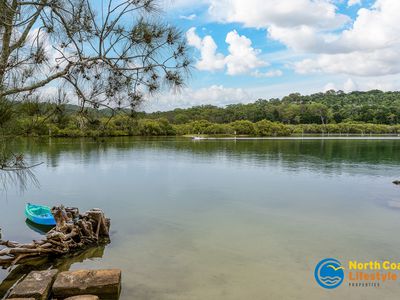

left=1, top=137, right=400, bottom=299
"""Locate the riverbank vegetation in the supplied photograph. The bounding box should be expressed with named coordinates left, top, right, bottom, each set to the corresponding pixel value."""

left=1, top=90, right=400, bottom=137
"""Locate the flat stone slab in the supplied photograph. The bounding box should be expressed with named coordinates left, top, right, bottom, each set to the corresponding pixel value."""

left=8, top=270, right=58, bottom=300
left=64, top=296, right=100, bottom=300
left=52, top=269, right=121, bottom=299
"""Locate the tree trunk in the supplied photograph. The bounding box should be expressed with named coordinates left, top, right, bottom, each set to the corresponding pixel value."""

left=0, top=0, right=18, bottom=91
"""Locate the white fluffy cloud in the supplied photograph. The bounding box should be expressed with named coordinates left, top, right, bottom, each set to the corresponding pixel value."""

left=267, top=25, right=329, bottom=53
left=201, top=0, right=400, bottom=77
left=179, top=14, right=197, bottom=20
left=348, top=0, right=362, bottom=7
left=186, top=28, right=225, bottom=71
left=323, top=78, right=358, bottom=93
left=337, top=0, right=399, bottom=52
left=208, top=0, right=349, bottom=30
left=207, top=0, right=350, bottom=54
left=295, top=49, right=400, bottom=76
left=162, top=0, right=207, bottom=9
left=323, top=82, right=337, bottom=92
left=294, top=0, right=400, bottom=76
left=144, top=85, right=252, bottom=111
left=186, top=28, right=267, bottom=75
left=343, top=78, right=358, bottom=92
left=321, top=76, right=400, bottom=94
left=251, top=69, right=283, bottom=78
left=225, top=30, right=267, bottom=75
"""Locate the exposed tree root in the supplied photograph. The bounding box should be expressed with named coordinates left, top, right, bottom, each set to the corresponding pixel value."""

left=0, top=206, right=110, bottom=269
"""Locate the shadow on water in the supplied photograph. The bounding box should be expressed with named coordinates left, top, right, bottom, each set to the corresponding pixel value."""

left=0, top=245, right=106, bottom=298
left=24, top=219, right=54, bottom=235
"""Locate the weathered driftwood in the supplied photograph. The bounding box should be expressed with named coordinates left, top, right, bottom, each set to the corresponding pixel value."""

left=0, top=206, right=110, bottom=269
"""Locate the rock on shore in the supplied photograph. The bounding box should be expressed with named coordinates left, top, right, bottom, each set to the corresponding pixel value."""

left=8, top=270, right=58, bottom=300
left=52, top=269, right=121, bottom=299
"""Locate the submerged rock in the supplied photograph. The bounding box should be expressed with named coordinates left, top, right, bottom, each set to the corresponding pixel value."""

left=52, top=269, right=121, bottom=299
left=8, top=269, right=58, bottom=300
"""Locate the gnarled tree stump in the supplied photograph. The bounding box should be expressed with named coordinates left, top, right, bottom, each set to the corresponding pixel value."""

left=0, top=206, right=110, bottom=269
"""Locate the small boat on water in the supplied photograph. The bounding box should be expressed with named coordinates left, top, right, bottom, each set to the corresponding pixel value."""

left=25, top=203, right=56, bottom=226
left=192, top=136, right=206, bottom=140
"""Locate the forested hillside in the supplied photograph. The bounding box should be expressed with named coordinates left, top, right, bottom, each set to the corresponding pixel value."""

left=147, top=90, right=400, bottom=125
left=1, top=90, right=400, bottom=137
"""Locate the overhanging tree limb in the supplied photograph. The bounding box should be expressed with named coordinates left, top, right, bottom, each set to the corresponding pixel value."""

left=1, top=65, right=71, bottom=96
left=0, top=0, right=191, bottom=112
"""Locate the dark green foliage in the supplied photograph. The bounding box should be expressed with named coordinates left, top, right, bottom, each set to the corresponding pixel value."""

left=255, top=120, right=291, bottom=136
left=138, top=118, right=176, bottom=136
left=0, top=98, right=13, bottom=128
left=146, top=90, right=400, bottom=125
left=1, top=90, right=400, bottom=137
left=229, top=120, right=256, bottom=135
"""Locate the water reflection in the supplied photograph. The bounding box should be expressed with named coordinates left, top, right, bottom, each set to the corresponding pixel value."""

left=0, top=168, right=39, bottom=193
left=1, top=137, right=400, bottom=300
left=0, top=138, right=40, bottom=192
left=6, top=137, right=400, bottom=176
left=25, top=219, right=53, bottom=235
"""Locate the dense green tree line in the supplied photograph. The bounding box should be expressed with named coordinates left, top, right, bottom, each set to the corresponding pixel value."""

left=147, top=90, right=400, bottom=125
left=1, top=90, right=400, bottom=137
left=174, top=120, right=400, bottom=136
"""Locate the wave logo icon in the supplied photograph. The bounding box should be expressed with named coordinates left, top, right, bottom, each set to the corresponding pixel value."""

left=314, top=258, right=345, bottom=289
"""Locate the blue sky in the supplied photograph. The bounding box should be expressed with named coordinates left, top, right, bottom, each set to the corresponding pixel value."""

left=140, top=0, right=400, bottom=111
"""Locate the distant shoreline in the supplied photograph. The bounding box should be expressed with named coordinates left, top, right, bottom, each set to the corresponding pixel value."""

left=3, top=134, right=400, bottom=141
left=188, top=135, right=400, bottom=140
left=2, top=119, right=400, bottom=138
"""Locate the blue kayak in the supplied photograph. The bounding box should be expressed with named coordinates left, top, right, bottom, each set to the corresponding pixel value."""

left=25, top=203, right=56, bottom=226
